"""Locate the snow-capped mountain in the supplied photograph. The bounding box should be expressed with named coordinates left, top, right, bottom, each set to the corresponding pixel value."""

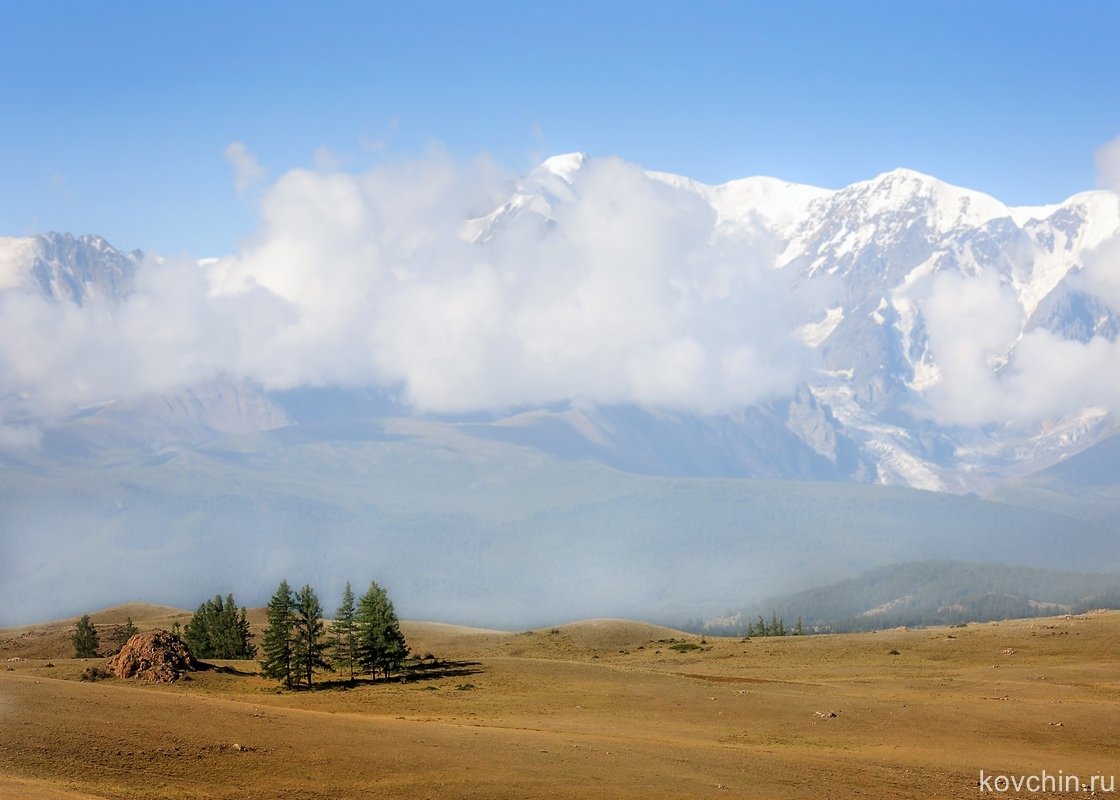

left=3, top=158, right=1119, bottom=491
left=0, top=232, right=290, bottom=449
left=465, top=155, right=1120, bottom=491
left=0, top=232, right=139, bottom=306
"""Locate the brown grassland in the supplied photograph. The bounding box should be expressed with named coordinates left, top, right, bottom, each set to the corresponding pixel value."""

left=1, top=604, right=1118, bottom=798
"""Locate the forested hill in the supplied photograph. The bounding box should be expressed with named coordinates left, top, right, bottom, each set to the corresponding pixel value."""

left=704, top=561, right=1120, bottom=634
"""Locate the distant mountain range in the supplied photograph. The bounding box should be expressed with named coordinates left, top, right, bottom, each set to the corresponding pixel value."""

left=5, top=156, right=1118, bottom=490
left=2, top=157, right=1119, bottom=626
left=466, top=155, right=1120, bottom=491
left=701, top=560, right=1120, bottom=634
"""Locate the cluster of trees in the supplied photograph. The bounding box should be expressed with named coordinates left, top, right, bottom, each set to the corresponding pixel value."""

left=71, top=615, right=139, bottom=657
left=744, top=613, right=804, bottom=637
left=183, top=594, right=256, bottom=659
left=261, top=580, right=408, bottom=689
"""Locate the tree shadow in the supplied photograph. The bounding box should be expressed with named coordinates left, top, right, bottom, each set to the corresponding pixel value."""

left=405, top=659, right=483, bottom=683
left=197, top=662, right=257, bottom=677
left=302, top=659, right=484, bottom=691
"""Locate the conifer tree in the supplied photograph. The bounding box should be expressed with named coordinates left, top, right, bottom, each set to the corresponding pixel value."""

left=184, top=593, right=256, bottom=659
left=72, top=614, right=99, bottom=658
left=332, top=582, right=358, bottom=683
left=771, top=611, right=785, bottom=637
left=356, top=581, right=409, bottom=680
left=292, top=584, right=331, bottom=689
left=260, top=580, right=296, bottom=687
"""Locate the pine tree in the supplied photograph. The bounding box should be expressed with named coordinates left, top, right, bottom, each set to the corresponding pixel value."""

left=72, top=614, right=99, bottom=658
left=332, top=582, right=358, bottom=683
left=793, top=616, right=804, bottom=636
left=356, top=581, right=409, bottom=680
left=292, top=584, right=332, bottom=689
left=260, top=580, right=296, bottom=687
left=184, top=593, right=257, bottom=659
left=771, top=611, right=785, bottom=637
left=236, top=605, right=254, bottom=657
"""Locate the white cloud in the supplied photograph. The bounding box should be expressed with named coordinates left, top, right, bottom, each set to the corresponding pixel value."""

left=1095, top=135, right=1120, bottom=192
left=919, top=139, right=1120, bottom=427
left=223, top=141, right=267, bottom=195
left=208, top=154, right=811, bottom=413
left=0, top=153, right=815, bottom=422
left=10, top=141, right=1120, bottom=434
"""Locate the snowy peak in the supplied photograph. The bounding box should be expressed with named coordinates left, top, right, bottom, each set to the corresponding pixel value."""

left=708, top=176, right=833, bottom=235
left=828, top=167, right=1013, bottom=233
left=462, top=153, right=591, bottom=243
left=0, top=232, right=139, bottom=306
left=534, top=152, right=588, bottom=183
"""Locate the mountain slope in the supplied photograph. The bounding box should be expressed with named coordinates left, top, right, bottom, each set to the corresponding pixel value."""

left=0, top=232, right=138, bottom=306
left=464, top=156, right=1120, bottom=491
left=990, top=429, right=1120, bottom=529
left=3, top=420, right=1118, bottom=628
left=716, top=560, right=1120, bottom=633
left=4, top=159, right=1119, bottom=490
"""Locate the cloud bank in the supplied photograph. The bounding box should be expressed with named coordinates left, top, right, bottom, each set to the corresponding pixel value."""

left=915, top=139, right=1120, bottom=427
left=2, top=142, right=1120, bottom=439
left=0, top=151, right=815, bottom=432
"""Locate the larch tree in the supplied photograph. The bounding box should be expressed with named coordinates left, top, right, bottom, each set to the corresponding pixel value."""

left=356, top=581, right=409, bottom=680
left=332, top=582, right=358, bottom=683
left=260, top=580, right=296, bottom=688
left=292, top=583, right=331, bottom=689
left=72, top=614, right=99, bottom=658
left=184, top=593, right=256, bottom=659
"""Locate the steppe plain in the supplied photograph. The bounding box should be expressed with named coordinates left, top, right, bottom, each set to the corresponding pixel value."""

left=1, top=605, right=1117, bottom=799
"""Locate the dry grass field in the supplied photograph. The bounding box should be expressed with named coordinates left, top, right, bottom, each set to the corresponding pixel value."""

left=2, top=606, right=1118, bottom=799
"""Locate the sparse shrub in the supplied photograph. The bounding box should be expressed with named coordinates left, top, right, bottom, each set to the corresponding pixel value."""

left=80, top=666, right=111, bottom=682
left=888, top=649, right=900, bottom=655
left=669, top=642, right=701, bottom=653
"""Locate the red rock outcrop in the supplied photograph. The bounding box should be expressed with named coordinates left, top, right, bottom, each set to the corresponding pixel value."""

left=108, top=630, right=198, bottom=683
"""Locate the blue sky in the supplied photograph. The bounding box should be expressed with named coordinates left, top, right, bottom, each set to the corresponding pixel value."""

left=2, top=0, right=1118, bottom=256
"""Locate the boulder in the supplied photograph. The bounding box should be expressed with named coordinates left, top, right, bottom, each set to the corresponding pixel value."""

left=108, top=630, right=198, bottom=683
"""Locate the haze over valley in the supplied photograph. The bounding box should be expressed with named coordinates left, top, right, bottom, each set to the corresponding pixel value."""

left=4, top=152, right=1120, bottom=627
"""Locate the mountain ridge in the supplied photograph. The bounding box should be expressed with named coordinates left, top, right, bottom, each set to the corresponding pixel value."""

left=2, top=156, right=1119, bottom=493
